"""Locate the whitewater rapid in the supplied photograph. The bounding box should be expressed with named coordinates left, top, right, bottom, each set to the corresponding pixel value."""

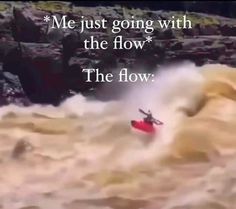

left=1, top=63, right=236, bottom=209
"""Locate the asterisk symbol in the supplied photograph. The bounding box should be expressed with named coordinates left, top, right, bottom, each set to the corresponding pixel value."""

left=145, top=36, right=153, bottom=43
left=43, top=15, right=51, bottom=22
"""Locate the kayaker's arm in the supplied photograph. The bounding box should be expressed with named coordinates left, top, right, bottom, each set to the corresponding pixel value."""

left=139, top=109, right=163, bottom=125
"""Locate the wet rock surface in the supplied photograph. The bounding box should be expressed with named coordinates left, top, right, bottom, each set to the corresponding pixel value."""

left=0, top=2, right=236, bottom=105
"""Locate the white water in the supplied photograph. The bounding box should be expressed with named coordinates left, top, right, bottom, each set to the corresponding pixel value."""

left=0, top=63, right=236, bottom=209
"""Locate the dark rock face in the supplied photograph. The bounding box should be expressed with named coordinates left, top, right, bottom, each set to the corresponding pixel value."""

left=0, top=2, right=236, bottom=105
left=11, top=7, right=43, bottom=42
left=0, top=63, right=30, bottom=106
left=3, top=43, right=66, bottom=105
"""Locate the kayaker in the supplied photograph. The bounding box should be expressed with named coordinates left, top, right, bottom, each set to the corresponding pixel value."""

left=139, top=109, right=163, bottom=125
left=143, top=110, right=154, bottom=125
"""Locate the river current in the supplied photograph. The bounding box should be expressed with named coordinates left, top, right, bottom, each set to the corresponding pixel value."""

left=0, top=63, right=236, bottom=209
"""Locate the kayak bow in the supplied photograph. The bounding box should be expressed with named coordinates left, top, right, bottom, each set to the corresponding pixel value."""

left=131, top=120, right=156, bottom=134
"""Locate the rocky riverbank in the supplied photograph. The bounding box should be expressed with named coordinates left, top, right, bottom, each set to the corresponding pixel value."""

left=0, top=1, right=236, bottom=105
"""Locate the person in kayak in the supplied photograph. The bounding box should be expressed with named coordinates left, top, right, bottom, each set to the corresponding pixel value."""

left=139, top=109, right=163, bottom=125
left=143, top=110, right=154, bottom=125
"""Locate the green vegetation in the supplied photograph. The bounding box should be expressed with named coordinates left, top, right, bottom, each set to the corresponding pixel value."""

left=33, top=1, right=71, bottom=13
left=0, top=2, right=10, bottom=12
left=175, top=12, right=220, bottom=27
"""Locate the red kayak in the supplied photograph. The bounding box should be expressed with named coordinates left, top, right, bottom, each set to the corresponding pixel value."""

left=131, top=120, right=156, bottom=134
left=131, top=109, right=163, bottom=134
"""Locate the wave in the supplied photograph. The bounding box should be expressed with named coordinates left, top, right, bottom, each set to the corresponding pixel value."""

left=1, top=63, right=236, bottom=209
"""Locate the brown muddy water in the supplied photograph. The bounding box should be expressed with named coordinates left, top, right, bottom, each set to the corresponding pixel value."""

left=0, top=63, right=236, bottom=209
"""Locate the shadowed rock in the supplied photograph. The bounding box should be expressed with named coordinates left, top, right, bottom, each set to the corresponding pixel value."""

left=0, top=3, right=236, bottom=105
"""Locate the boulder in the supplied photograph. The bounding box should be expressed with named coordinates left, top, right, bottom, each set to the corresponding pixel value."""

left=2, top=43, right=66, bottom=104
left=220, top=25, right=236, bottom=36
left=11, top=7, right=48, bottom=42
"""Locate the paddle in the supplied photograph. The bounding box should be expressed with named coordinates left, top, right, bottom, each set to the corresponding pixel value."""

left=138, top=108, right=148, bottom=115
left=152, top=118, right=163, bottom=125
left=139, top=108, right=163, bottom=125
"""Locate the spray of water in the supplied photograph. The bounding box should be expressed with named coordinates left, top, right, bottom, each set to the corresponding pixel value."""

left=4, top=63, right=236, bottom=209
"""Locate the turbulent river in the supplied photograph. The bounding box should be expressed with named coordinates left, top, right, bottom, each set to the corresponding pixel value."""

left=1, top=63, right=236, bottom=209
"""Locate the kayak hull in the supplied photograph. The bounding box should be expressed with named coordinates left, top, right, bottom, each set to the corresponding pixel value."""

left=131, top=120, right=156, bottom=134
